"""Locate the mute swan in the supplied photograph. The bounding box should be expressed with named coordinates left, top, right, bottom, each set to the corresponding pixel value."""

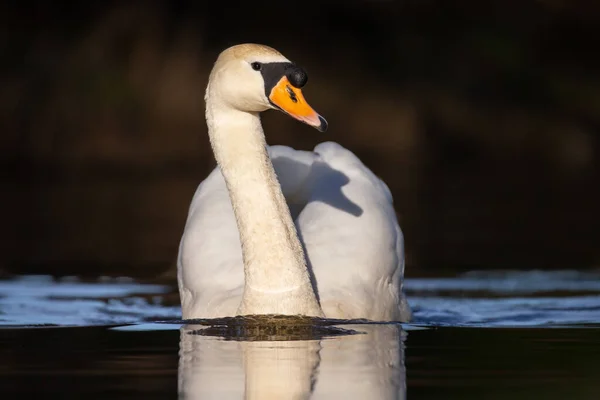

left=177, top=43, right=411, bottom=322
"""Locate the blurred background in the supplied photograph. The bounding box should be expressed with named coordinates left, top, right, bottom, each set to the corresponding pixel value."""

left=2, top=0, right=599, bottom=280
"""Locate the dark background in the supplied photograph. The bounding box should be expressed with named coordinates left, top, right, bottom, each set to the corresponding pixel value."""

left=2, top=0, right=599, bottom=280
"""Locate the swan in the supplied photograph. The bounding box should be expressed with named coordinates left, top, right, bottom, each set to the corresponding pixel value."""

left=177, top=43, right=411, bottom=322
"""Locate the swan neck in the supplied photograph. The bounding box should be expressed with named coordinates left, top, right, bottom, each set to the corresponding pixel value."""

left=205, top=100, right=323, bottom=317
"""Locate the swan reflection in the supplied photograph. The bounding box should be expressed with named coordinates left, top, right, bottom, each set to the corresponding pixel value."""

left=178, top=319, right=406, bottom=399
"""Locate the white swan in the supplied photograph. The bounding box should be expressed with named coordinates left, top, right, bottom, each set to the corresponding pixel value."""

left=177, top=43, right=411, bottom=322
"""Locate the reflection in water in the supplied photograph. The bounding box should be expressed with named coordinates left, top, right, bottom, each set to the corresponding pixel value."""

left=1, top=273, right=600, bottom=398
left=178, top=318, right=406, bottom=399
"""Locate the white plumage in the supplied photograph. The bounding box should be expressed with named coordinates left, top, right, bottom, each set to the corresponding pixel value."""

left=177, top=44, right=411, bottom=322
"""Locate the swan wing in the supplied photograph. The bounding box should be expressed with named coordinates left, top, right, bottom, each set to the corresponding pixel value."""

left=177, top=167, right=244, bottom=318
left=295, top=142, right=411, bottom=322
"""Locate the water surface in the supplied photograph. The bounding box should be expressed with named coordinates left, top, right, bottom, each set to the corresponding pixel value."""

left=1, top=271, right=599, bottom=398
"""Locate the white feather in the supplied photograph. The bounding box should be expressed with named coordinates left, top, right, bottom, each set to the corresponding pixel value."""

left=177, top=44, right=411, bottom=322
left=178, top=142, right=410, bottom=321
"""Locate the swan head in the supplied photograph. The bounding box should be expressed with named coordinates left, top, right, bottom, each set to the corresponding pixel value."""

left=207, top=43, right=327, bottom=132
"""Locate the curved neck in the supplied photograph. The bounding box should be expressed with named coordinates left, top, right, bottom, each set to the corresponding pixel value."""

left=206, top=98, right=323, bottom=317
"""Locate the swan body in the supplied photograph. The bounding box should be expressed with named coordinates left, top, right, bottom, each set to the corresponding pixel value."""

left=177, top=44, right=411, bottom=322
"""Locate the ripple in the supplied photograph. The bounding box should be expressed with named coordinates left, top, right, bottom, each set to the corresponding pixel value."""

left=406, top=270, right=600, bottom=327
left=0, top=275, right=179, bottom=327
left=1, top=270, right=600, bottom=328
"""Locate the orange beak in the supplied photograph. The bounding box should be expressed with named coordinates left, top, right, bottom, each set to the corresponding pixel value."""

left=269, top=76, right=328, bottom=132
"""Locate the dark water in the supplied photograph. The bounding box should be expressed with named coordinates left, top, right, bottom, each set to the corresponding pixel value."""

left=1, top=271, right=600, bottom=398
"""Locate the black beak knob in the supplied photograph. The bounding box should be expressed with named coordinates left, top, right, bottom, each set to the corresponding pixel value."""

left=286, top=66, right=308, bottom=88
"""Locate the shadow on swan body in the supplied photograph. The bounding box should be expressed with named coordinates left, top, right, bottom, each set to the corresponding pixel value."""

left=177, top=43, right=411, bottom=322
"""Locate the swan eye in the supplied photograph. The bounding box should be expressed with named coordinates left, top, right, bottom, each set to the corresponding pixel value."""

left=251, top=62, right=262, bottom=71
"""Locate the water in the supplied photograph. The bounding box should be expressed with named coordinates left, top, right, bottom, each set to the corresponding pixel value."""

left=1, top=271, right=599, bottom=398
